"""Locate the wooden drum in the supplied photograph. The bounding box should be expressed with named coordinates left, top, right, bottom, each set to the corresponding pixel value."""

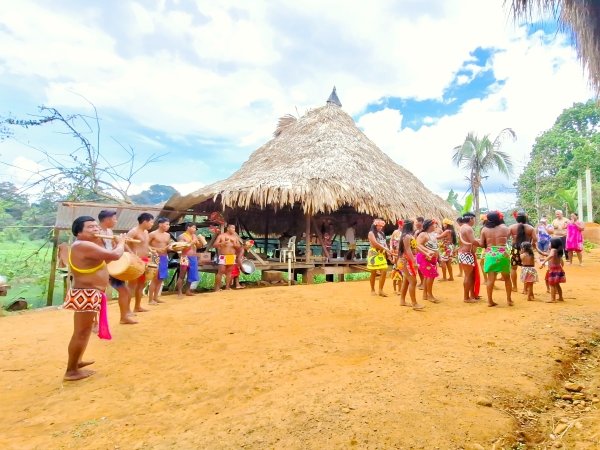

left=144, top=263, right=158, bottom=281
left=107, top=253, right=145, bottom=281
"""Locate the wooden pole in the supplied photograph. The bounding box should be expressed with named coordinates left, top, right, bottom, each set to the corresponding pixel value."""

left=46, top=228, right=60, bottom=306
left=586, top=168, right=593, bottom=222
left=577, top=178, right=584, bottom=220
left=305, top=212, right=311, bottom=263
left=264, top=211, right=270, bottom=258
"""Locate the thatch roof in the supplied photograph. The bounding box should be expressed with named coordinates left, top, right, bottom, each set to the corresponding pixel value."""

left=508, top=0, right=600, bottom=95
left=162, top=93, right=456, bottom=225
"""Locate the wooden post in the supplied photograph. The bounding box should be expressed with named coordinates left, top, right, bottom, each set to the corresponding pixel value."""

left=46, top=228, right=60, bottom=306
left=586, top=168, right=593, bottom=222
left=577, top=178, right=584, bottom=220
left=264, top=211, right=270, bottom=257
left=304, top=212, right=311, bottom=263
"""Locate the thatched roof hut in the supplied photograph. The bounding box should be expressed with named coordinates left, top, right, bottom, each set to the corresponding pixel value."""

left=161, top=89, right=456, bottom=235
left=509, top=0, right=600, bottom=95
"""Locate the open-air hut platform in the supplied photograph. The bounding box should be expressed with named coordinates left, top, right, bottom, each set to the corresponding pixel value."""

left=161, top=89, right=456, bottom=281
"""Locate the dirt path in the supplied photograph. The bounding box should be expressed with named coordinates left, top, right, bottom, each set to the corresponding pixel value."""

left=1, top=250, right=600, bottom=449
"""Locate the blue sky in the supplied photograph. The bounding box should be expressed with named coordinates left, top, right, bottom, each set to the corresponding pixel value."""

left=0, top=1, right=592, bottom=209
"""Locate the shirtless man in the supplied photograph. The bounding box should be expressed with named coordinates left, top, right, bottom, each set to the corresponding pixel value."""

left=457, top=212, right=480, bottom=303
left=479, top=211, right=512, bottom=307
left=177, top=222, right=206, bottom=297
left=552, top=210, right=569, bottom=262
left=213, top=223, right=242, bottom=292
left=98, top=210, right=136, bottom=324
left=148, top=217, right=173, bottom=304
left=127, top=213, right=155, bottom=312
left=63, top=216, right=125, bottom=381
left=508, top=210, right=538, bottom=293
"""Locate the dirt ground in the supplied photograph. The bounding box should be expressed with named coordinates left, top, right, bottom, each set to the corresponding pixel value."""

left=1, top=250, right=600, bottom=450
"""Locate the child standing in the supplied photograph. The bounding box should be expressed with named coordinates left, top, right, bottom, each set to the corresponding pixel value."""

left=519, top=242, right=538, bottom=301
left=539, top=237, right=566, bottom=303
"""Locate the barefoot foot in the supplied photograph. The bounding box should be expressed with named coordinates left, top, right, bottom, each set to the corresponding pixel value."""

left=63, top=369, right=95, bottom=381
left=412, top=303, right=425, bottom=311
left=134, top=307, right=149, bottom=313
left=378, top=292, right=388, bottom=297
left=120, top=316, right=138, bottom=324
left=77, top=361, right=95, bottom=369
left=148, top=300, right=159, bottom=305
left=488, top=301, right=498, bottom=307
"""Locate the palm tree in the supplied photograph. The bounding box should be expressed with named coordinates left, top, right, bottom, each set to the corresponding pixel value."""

left=452, top=128, right=516, bottom=221
left=508, top=0, right=600, bottom=96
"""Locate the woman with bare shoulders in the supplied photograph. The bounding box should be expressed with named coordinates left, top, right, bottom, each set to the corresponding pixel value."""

left=416, top=219, right=440, bottom=303
left=398, top=220, right=425, bottom=310
left=367, top=218, right=391, bottom=297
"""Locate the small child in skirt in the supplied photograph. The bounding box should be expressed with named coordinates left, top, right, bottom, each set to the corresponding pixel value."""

left=539, top=238, right=566, bottom=303
left=519, top=242, right=538, bottom=301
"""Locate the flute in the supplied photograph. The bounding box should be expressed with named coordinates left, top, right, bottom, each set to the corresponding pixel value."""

left=94, top=234, right=141, bottom=244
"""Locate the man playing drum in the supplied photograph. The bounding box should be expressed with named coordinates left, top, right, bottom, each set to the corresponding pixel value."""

left=127, top=213, right=155, bottom=312
left=98, top=210, right=137, bottom=324
left=148, top=217, right=173, bottom=304
left=176, top=222, right=206, bottom=297
left=213, top=223, right=242, bottom=292
left=63, top=216, right=125, bottom=381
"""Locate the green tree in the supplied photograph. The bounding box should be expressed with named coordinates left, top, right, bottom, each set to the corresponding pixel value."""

left=452, top=128, right=516, bottom=222
left=445, top=189, right=462, bottom=212
left=516, top=100, right=600, bottom=221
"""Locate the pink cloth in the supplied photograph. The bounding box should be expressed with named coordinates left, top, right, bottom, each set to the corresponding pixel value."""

left=565, top=222, right=583, bottom=252
left=98, top=292, right=111, bottom=340
left=416, top=252, right=439, bottom=279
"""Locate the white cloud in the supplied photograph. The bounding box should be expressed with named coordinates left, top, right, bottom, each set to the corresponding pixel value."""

left=0, top=0, right=593, bottom=203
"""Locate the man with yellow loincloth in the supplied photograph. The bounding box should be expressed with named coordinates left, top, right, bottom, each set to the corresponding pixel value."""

left=63, top=216, right=125, bottom=381
left=213, top=223, right=242, bottom=292
left=479, top=211, right=512, bottom=307
left=127, top=213, right=155, bottom=312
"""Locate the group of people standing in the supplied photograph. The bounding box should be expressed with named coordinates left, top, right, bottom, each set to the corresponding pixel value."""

left=365, top=208, right=583, bottom=311
left=62, top=212, right=248, bottom=381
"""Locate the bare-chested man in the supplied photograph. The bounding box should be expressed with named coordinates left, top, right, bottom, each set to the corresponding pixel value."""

left=213, top=223, right=242, bottom=292
left=63, top=216, right=125, bottom=381
left=148, top=217, right=173, bottom=304
left=457, top=212, right=480, bottom=303
left=98, top=210, right=136, bottom=324
left=177, top=222, right=206, bottom=297
left=479, top=211, right=512, bottom=307
left=508, top=210, right=538, bottom=293
left=127, top=213, right=155, bottom=312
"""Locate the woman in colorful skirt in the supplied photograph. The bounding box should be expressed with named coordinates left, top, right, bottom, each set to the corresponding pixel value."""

left=398, top=220, right=424, bottom=310
left=540, top=237, right=566, bottom=303
left=565, top=212, right=585, bottom=265
left=367, top=218, right=391, bottom=297
left=416, top=219, right=440, bottom=303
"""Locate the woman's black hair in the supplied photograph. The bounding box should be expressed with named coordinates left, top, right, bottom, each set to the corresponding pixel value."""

left=484, top=211, right=504, bottom=228
left=443, top=223, right=458, bottom=245
left=515, top=211, right=527, bottom=247
left=422, top=219, right=435, bottom=232
left=520, top=241, right=534, bottom=257
left=398, top=220, right=414, bottom=255
left=72, top=216, right=95, bottom=237
left=550, top=237, right=564, bottom=258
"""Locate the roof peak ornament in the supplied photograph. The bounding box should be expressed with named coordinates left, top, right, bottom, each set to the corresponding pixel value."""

left=326, top=86, right=342, bottom=107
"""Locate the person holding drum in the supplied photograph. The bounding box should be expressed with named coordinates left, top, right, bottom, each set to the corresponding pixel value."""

left=127, top=213, right=155, bottom=312
left=63, top=216, right=126, bottom=381
left=213, top=223, right=242, bottom=292
left=148, top=217, right=173, bottom=305
left=176, top=222, right=206, bottom=297
left=98, top=210, right=137, bottom=325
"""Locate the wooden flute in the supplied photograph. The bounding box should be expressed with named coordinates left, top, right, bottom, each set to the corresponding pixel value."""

left=94, top=234, right=141, bottom=244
